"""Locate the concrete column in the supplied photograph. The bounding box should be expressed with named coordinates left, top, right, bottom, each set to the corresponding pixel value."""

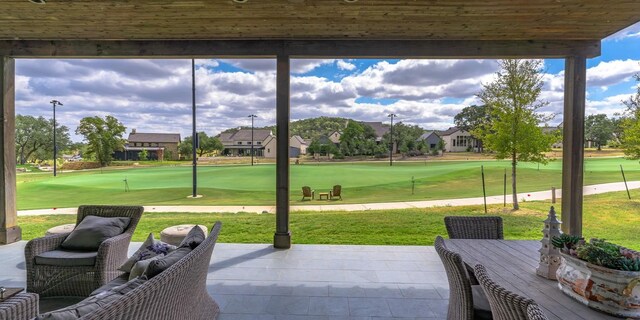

left=0, top=56, right=20, bottom=244
left=274, top=54, right=291, bottom=249
left=561, top=56, right=586, bottom=236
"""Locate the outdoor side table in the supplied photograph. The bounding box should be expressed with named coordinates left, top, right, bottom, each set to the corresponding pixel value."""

left=318, top=192, right=330, bottom=200
left=0, top=291, right=39, bottom=320
left=160, top=225, right=208, bottom=246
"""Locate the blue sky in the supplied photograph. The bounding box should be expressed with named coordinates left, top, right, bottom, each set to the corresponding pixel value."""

left=14, top=22, right=640, bottom=142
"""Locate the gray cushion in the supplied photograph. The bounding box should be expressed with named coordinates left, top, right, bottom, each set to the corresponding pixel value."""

left=60, top=215, right=131, bottom=251
left=472, top=285, right=493, bottom=320
left=129, top=254, right=164, bottom=280
left=119, top=232, right=176, bottom=272
left=36, top=277, right=147, bottom=320
left=89, top=275, right=128, bottom=296
left=179, top=224, right=205, bottom=249
left=34, top=250, right=97, bottom=266
left=144, top=247, right=192, bottom=278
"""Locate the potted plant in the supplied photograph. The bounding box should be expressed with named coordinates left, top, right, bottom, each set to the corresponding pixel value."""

left=552, top=235, right=640, bottom=318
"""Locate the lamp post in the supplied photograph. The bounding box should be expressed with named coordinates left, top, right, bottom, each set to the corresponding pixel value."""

left=248, top=114, right=257, bottom=166
left=50, top=100, right=63, bottom=177
left=388, top=113, right=396, bottom=166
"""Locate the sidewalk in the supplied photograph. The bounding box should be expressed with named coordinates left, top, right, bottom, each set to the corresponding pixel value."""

left=18, top=181, right=640, bottom=216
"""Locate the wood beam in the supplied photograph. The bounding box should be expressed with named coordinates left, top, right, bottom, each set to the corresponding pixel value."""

left=0, top=39, right=600, bottom=59
left=0, top=56, right=19, bottom=244
left=274, top=54, right=291, bottom=249
left=561, top=56, right=586, bottom=236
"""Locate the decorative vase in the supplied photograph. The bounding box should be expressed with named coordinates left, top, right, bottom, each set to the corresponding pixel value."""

left=556, top=252, right=640, bottom=318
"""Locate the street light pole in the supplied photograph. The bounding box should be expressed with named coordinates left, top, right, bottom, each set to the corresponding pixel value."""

left=248, top=114, right=257, bottom=166
left=388, top=113, right=396, bottom=167
left=50, top=100, right=63, bottom=177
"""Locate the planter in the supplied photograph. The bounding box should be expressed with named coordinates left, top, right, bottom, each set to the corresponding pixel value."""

left=556, top=252, right=640, bottom=318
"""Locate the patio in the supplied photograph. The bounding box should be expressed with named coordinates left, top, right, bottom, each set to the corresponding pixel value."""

left=0, top=241, right=449, bottom=319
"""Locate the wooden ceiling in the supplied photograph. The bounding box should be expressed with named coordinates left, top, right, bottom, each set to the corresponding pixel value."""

left=0, top=0, right=639, bottom=41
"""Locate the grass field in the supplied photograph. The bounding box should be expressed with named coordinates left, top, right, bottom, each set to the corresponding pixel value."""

left=17, top=157, right=640, bottom=210
left=17, top=190, right=640, bottom=250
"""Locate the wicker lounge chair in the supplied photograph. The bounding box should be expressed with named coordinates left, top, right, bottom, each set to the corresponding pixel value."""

left=434, top=236, right=492, bottom=320
left=474, top=264, right=548, bottom=320
left=301, top=186, right=314, bottom=200
left=444, top=216, right=503, bottom=239
left=78, top=222, right=223, bottom=320
left=330, top=184, right=342, bottom=200
left=25, top=205, right=144, bottom=297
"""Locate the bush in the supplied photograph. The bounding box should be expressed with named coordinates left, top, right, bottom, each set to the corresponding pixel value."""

left=332, top=152, right=345, bottom=160
left=60, top=161, right=102, bottom=170
left=405, top=150, right=424, bottom=157
left=430, top=149, right=440, bottom=156
left=374, top=152, right=388, bottom=158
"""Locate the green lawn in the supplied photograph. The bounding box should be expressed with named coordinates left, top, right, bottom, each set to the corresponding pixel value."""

left=17, top=157, right=640, bottom=210
left=17, top=189, right=640, bottom=250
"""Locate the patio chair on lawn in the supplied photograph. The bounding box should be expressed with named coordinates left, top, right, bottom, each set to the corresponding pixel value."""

left=444, top=216, right=503, bottom=239
left=301, top=186, right=315, bottom=201
left=474, top=264, right=548, bottom=320
left=434, top=236, right=492, bottom=320
left=25, top=205, right=144, bottom=297
left=330, top=184, right=342, bottom=200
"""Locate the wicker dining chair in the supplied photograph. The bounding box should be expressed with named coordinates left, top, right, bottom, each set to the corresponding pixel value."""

left=25, top=205, right=144, bottom=297
left=474, top=264, right=548, bottom=320
left=444, top=216, right=503, bottom=239
left=434, top=236, right=492, bottom=320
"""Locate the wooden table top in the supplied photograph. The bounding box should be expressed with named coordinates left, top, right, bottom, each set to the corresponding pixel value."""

left=445, top=239, right=619, bottom=320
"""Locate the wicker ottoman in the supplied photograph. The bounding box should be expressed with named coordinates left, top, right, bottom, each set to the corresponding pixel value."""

left=0, top=292, right=38, bottom=320
left=160, top=225, right=208, bottom=246
left=44, top=224, right=75, bottom=236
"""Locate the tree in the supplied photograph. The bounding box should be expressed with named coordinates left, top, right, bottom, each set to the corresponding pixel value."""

left=15, top=115, right=70, bottom=164
left=138, top=149, right=149, bottom=161
left=454, top=105, right=492, bottom=152
left=476, top=59, right=556, bottom=210
left=621, top=74, right=640, bottom=158
left=339, top=121, right=377, bottom=156
left=75, top=115, right=126, bottom=166
left=584, top=114, right=614, bottom=150
left=180, top=132, right=224, bottom=159
left=381, top=122, right=424, bottom=156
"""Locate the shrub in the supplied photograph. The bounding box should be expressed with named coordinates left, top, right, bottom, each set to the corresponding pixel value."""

left=60, top=161, right=102, bottom=170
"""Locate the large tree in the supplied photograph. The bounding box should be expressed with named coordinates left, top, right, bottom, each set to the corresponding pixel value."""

left=16, top=115, right=70, bottom=164
left=453, top=104, right=491, bottom=152
left=621, top=74, right=640, bottom=158
left=381, top=122, right=424, bottom=156
left=476, top=59, right=556, bottom=210
left=75, top=115, right=126, bottom=166
left=339, top=121, right=377, bottom=156
left=584, top=114, right=614, bottom=150
left=180, top=132, right=224, bottom=159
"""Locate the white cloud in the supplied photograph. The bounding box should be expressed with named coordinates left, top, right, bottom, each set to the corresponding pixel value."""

left=336, top=60, right=356, bottom=71
left=587, top=59, right=640, bottom=87
left=606, top=21, right=640, bottom=41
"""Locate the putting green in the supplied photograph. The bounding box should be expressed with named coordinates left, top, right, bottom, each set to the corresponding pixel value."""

left=17, top=158, right=640, bottom=210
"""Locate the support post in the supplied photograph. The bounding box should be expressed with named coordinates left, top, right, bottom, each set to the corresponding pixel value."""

left=561, top=56, right=586, bottom=236
left=274, top=54, right=291, bottom=249
left=0, top=56, right=19, bottom=244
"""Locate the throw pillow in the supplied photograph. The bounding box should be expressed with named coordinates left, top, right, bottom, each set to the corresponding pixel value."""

left=143, top=246, right=192, bottom=278
left=179, top=225, right=206, bottom=249
left=128, top=255, right=164, bottom=280
left=60, top=215, right=131, bottom=251
left=119, top=233, right=176, bottom=272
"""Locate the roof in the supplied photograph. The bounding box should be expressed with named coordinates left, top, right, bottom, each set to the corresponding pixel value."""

left=128, top=133, right=180, bottom=143
left=290, top=135, right=307, bottom=145
left=219, top=129, right=273, bottom=144
left=436, top=127, right=461, bottom=137
left=419, top=131, right=440, bottom=140
left=360, top=122, right=389, bottom=138
left=1, top=1, right=638, bottom=41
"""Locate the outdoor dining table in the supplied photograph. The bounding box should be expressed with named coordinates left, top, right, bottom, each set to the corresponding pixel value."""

left=445, top=239, right=620, bottom=320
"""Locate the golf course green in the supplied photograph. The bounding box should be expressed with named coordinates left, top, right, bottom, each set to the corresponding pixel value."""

left=17, top=157, right=640, bottom=210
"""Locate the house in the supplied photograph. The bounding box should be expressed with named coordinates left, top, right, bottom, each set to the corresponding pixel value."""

left=289, top=135, right=308, bottom=157
left=418, top=131, right=442, bottom=150
left=360, top=121, right=389, bottom=143
left=328, top=131, right=341, bottom=144
left=219, top=129, right=274, bottom=157
left=436, top=127, right=478, bottom=152
left=114, top=130, right=181, bottom=160
left=541, top=125, right=563, bottom=148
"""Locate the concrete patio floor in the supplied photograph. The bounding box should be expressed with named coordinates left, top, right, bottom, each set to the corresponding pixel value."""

left=0, top=241, right=449, bottom=320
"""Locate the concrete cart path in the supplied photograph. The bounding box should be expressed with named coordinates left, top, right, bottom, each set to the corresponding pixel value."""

left=18, top=181, right=640, bottom=216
